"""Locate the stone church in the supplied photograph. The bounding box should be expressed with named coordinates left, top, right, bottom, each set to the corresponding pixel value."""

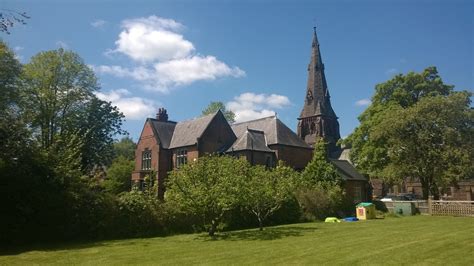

left=132, top=28, right=368, bottom=201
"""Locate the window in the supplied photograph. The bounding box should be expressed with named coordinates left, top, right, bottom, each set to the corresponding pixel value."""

left=141, top=150, right=152, bottom=170
left=265, top=155, right=273, bottom=169
left=176, top=149, right=188, bottom=168
left=354, top=183, right=362, bottom=203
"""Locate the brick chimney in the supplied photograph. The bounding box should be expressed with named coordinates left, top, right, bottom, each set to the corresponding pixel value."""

left=156, top=108, right=168, bottom=122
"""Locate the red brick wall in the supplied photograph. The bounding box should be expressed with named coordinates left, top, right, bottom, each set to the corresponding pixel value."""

left=232, top=150, right=276, bottom=166
left=172, top=146, right=199, bottom=167
left=134, top=120, right=159, bottom=172
left=345, top=180, right=369, bottom=203
left=270, top=145, right=313, bottom=170
left=199, top=114, right=236, bottom=155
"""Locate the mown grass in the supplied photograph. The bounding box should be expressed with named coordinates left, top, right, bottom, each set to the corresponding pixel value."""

left=1, top=215, right=473, bottom=265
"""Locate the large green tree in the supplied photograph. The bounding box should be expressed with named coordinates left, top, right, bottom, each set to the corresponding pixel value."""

left=20, top=48, right=125, bottom=172
left=297, top=139, right=345, bottom=220
left=201, top=101, right=235, bottom=123
left=166, top=155, right=248, bottom=236
left=21, top=48, right=98, bottom=148
left=113, top=137, right=136, bottom=161
left=344, top=67, right=454, bottom=177
left=344, top=67, right=472, bottom=199
left=372, top=92, right=473, bottom=199
left=301, top=139, right=341, bottom=187
left=243, top=162, right=297, bottom=231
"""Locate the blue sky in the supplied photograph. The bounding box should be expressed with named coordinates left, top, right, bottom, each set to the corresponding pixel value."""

left=2, top=0, right=473, bottom=141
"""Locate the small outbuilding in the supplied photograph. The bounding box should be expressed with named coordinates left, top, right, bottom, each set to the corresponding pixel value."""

left=356, top=202, right=376, bottom=220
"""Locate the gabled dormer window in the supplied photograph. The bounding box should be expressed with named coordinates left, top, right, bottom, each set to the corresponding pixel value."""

left=176, top=149, right=187, bottom=168
left=142, top=150, right=152, bottom=170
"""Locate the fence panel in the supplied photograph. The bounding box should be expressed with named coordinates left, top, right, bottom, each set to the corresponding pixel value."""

left=431, top=201, right=474, bottom=217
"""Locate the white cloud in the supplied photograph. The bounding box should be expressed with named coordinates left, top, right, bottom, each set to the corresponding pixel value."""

left=90, top=65, right=153, bottom=81
left=91, top=56, right=244, bottom=93
left=94, top=89, right=159, bottom=120
left=385, top=68, right=398, bottom=75
left=91, top=19, right=107, bottom=28
left=153, top=55, right=245, bottom=88
left=226, top=92, right=291, bottom=123
left=355, top=98, right=371, bottom=107
left=97, top=15, right=245, bottom=93
left=114, top=15, right=194, bottom=62
left=56, top=41, right=68, bottom=49
left=14, top=46, right=23, bottom=51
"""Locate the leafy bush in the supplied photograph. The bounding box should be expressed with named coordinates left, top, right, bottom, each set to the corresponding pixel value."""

left=295, top=184, right=345, bottom=221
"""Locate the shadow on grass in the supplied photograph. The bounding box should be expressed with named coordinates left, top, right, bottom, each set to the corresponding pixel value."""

left=0, top=235, right=162, bottom=256
left=196, top=226, right=318, bottom=242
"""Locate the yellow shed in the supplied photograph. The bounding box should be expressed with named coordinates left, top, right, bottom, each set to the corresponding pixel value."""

left=356, top=202, right=376, bottom=220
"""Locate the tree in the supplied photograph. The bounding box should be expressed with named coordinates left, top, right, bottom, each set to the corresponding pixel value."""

left=166, top=155, right=248, bottom=236
left=0, top=9, right=30, bottom=34
left=0, top=41, right=27, bottom=163
left=20, top=48, right=125, bottom=172
left=113, top=137, right=136, bottom=161
left=103, top=156, right=134, bottom=194
left=301, top=139, right=341, bottom=187
left=243, top=162, right=297, bottom=230
left=74, top=97, right=125, bottom=171
left=297, top=139, right=346, bottom=220
left=372, top=92, right=473, bottom=199
left=21, top=48, right=98, bottom=149
left=201, top=101, right=235, bottom=123
left=0, top=41, right=21, bottom=110
left=344, top=67, right=454, bottom=177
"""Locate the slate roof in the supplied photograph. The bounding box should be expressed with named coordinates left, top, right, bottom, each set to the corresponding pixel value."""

left=169, top=111, right=219, bottom=149
left=227, top=129, right=274, bottom=153
left=330, top=159, right=367, bottom=181
left=148, top=119, right=176, bottom=149
left=231, top=116, right=311, bottom=149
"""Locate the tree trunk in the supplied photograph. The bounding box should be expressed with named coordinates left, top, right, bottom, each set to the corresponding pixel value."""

left=420, top=178, right=430, bottom=200
left=430, top=182, right=440, bottom=200
left=208, top=220, right=217, bottom=237
left=258, top=216, right=263, bottom=231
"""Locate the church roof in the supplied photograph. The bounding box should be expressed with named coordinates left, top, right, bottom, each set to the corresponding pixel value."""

left=148, top=119, right=176, bottom=149
left=227, top=129, right=274, bottom=153
left=232, top=116, right=311, bottom=149
left=330, top=159, right=367, bottom=181
left=169, top=111, right=220, bottom=149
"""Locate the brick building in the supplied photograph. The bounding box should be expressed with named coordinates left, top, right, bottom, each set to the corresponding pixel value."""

left=132, top=28, right=368, bottom=202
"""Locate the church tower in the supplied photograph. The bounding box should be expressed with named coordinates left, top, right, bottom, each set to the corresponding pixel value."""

left=297, top=27, right=341, bottom=150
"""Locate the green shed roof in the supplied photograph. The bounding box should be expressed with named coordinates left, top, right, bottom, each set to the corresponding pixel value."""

left=356, top=202, right=374, bottom=207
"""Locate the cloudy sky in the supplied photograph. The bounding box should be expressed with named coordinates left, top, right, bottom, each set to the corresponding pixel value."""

left=3, top=0, right=472, bottom=140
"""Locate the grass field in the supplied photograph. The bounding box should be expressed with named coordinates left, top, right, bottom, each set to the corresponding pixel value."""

left=1, top=215, right=473, bottom=265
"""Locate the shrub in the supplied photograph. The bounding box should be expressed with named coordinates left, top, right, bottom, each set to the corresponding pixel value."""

left=295, top=184, right=345, bottom=221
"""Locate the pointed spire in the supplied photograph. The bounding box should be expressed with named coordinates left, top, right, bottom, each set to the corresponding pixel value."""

left=297, top=27, right=341, bottom=148
left=312, top=26, right=319, bottom=47
left=299, top=27, right=337, bottom=119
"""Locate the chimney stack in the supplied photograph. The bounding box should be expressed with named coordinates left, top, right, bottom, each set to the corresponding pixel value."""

left=156, top=108, right=168, bottom=122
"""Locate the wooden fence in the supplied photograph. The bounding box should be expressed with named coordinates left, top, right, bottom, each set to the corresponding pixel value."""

left=376, top=199, right=474, bottom=217
left=429, top=200, right=474, bottom=217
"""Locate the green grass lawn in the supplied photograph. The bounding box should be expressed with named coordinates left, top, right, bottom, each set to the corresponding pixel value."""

left=1, top=215, right=473, bottom=265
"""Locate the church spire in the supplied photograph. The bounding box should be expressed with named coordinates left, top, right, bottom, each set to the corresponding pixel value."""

left=297, top=27, right=341, bottom=148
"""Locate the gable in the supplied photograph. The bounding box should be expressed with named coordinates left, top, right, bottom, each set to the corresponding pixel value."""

left=169, top=111, right=221, bottom=149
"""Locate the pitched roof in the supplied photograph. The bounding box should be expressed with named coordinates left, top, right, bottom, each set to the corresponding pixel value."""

left=330, top=159, right=367, bottom=181
left=232, top=116, right=311, bottom=149
left=148, top=119, right=176, bottom=149
left=169, top=111, right=219, bottom=149
left=227, top=129, right=274, bottom=153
